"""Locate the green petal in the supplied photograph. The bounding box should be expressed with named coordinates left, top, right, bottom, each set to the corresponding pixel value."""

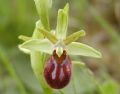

left=56, top=3, right=69, bottom=39
left=66, top=42, right=102, bottom=58
left=64, top=30, right=86, bottom=45
left=38, top=28, right=58, bottom=44
left=19, top=39, right=54, bottom=54
left=19, top=35, right=31, bottom=41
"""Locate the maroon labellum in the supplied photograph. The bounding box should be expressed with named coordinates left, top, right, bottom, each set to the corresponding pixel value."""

left=44, top=49, right=72, bottom=89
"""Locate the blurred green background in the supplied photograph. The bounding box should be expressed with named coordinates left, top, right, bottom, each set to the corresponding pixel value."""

left=0, top=0, right=120, bottom=94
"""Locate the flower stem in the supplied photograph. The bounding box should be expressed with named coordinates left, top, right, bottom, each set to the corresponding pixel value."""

left=31, top=23, right=53, bottom=94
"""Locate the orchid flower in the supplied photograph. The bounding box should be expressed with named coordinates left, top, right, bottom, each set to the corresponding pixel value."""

left=18, top=3, right=102, bottom=91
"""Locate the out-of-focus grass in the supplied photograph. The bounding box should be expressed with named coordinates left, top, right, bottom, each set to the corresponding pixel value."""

left=0, top=0, right=120, bottom=94
left=0, top=48, right=27, bottom=94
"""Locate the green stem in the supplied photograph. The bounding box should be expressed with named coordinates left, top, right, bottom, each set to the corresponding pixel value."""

left=72, top=78, right=77, bottom=94
left=0, top=48, right=28, bottom=94
left=31, top=52, right=52, bottom=94
left=32, top=0, right=53, bottom=93
left=59, top=90, right=64, bottom=94
left=31, top=27, right=53, bottom=94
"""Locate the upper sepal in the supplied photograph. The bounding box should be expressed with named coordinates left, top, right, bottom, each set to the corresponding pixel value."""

left=56, top=3, right=69, bottom=40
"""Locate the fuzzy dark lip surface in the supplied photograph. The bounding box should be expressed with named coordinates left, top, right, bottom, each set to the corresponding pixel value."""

left=44, top=50, right=72, bottom=89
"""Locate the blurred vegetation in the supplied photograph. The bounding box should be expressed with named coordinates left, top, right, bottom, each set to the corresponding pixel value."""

left=0, top=0, right=120, bottom=94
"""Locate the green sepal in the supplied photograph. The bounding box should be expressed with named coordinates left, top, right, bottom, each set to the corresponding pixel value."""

left=66, top=42, right=102, bottom=58
left=19, top=39, right=53, bottom=54
left=56, top=3, right=69, bottom=39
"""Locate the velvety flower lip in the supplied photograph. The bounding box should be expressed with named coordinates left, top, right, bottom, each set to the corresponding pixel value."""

left=44, top=49, right=72, bottom=89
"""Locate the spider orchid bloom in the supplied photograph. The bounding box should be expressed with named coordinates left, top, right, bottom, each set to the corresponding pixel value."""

left=18, top=4, right=102, bottom=89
